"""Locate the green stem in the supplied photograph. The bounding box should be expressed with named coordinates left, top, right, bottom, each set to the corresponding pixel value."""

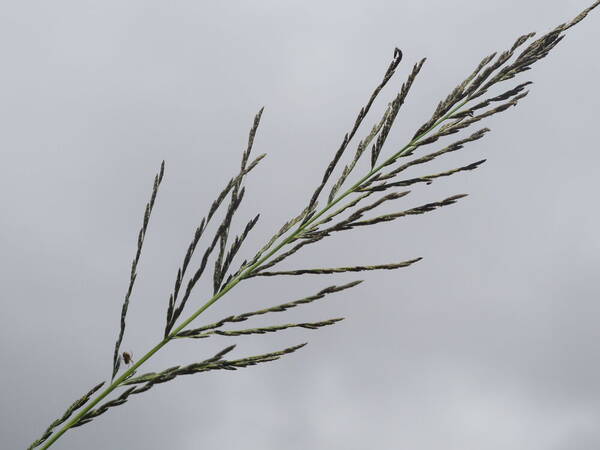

left=38, top=98, right=469, bottom=450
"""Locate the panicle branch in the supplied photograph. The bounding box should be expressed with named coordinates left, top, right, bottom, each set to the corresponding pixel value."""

left=111, top=162, right=165, bottom=380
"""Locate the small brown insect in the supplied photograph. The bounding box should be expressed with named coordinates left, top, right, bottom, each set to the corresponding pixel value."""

left=122, top=351, right=134, bottom=365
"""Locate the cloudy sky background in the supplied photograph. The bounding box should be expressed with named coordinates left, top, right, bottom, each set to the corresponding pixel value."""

left=1, top=1, right=599, bottom=449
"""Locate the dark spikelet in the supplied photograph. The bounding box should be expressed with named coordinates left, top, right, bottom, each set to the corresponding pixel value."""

left=464, top=52, right=498, bottom=85
left=166, top=220, right=228, bottom=335
left=123, top=344, right=307, bottom=387
left=179, top=318, right=344, bottom=339
left=339, top=195, right=467, bottom=229
left=357, top=28, right=553, bottom=196
left=249, top=194, right=414, bottom=275
left=246, top=205, right=313, bottom=270
left=254, top=258, right=422, bottom=277
left=176, top=281, right=362, bottom=337
left=328, top=107, right=391, bottom=202
left=326, top=59, right=426, bottom=204
left=414, top=51, right=498, bottom=137
left=564, top=0, right=600, bottom=29
left=210, top=344, right=238, bottom=361
left=247, top=235, right=325, bottom=276
left=213, top=108, right=264, bottom=294
left=304, top=191, right=411, bottom=239
left=166, top=220, right=221, bottom=335
left=370, top=59, right=426, bottom=168
left=167, top=190, right=246, bottom=335
left=341, top=191, right=410, bottom=226
left=207, top=180, right=235, bottom=222
left=28, top=382, right=105, bottom=449
left=409, top=18, right=574, bottom=142
left=410, top=46, right=505, bottom=141
left=305, top=47, right=404, bottom=214
left=112, top=161, right=165, bottom=380
left=158, top=343, right=308, bottom=377
left=466, top=5, right=600, bottom=101
left=374, top=128, right=490, bottom=184
left=363, top=160, right=487, bottom=191
left=212, top=187, right=246, bottom=293
left=241, top=108, right=264, bottom=174
left=448, top=92, right=528, bottom=132
left=305, top=192, right=469, bottom=242
left=168, top=151, right=267, bottom=320
left=163, top=160, right=258, bottom=338
left=73, top=386, right=138, bottom=427
left=356, top=29, right=554, bottom=199
left=165, top=150, right=266, bottom=337
left=74, top=345, right=238, bottom=426
left=461, top=32, right=537, bottom=101
left=166, top=219, right=206, bottom=332
left=416, top=92, right=529, bottom=147
left=450, top=82, right=532, bottom=119
left=311, top=192, right=375, bottom=230
left=217, top=214, right=260, bottom=291
left=122, top=345, right=236, bottom=385
left=510, top=32, right=537, bottom=53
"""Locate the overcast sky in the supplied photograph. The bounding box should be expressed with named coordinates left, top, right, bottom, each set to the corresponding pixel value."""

left=2, top=1, right=599, bottom=449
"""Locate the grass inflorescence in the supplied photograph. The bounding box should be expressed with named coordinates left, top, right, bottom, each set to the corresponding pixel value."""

left=29, top=2, right=599, bottom=448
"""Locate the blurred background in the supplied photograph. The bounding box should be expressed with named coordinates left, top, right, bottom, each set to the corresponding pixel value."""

left=1, top=1, right=599, bottom=449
